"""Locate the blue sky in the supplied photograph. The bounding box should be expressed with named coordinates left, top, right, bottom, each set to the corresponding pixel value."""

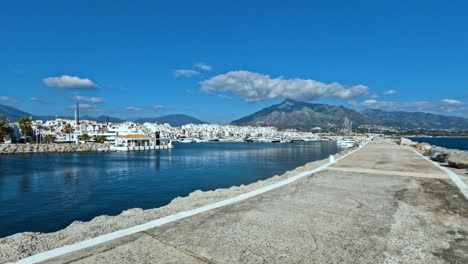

left=0, top=0, right=467, bottom=123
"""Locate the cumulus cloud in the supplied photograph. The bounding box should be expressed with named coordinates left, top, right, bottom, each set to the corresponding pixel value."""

left=383, top=89, right=397, bottom=95
left=0, top=96, right=18, bottom=103
left=360, top=99, right=468, bottom=113
left=30, top=97, right=51, bottom=104
left=70, top=94, right=105, bottom=103
left=43, top=75, right=97, bottom=89
left=200, top=71, right=369, bottom=102
left=173, top=69, right=200, bottom=77
left=194, top=62, right=212, bottom=71
left=126, top=106, right=144, bottom=112
left=69, top=104, right=103, bottom=112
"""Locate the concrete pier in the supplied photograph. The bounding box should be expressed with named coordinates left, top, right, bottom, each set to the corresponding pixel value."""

left=12, top=138, right=468, bottom=263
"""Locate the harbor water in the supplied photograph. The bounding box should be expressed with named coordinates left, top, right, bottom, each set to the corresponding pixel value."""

left=0, top=141, right=340, bottom=238
left=409, top=137, right=468, bottom=151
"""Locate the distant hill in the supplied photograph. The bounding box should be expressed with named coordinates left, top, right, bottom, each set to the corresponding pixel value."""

left=0, top=104, right=123, bottom=123
left=231, top=99, right=468, bottom=130
left=0, top=104, right=32, bottom=121
left=82, top=115, right=125, bottom=123
left=134, top=114, right=208, bottom=126
left=360, top=109, right=468, bottom=130
left=231, top=99, right=372, bottom=129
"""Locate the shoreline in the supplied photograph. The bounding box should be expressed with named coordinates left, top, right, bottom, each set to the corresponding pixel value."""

left=0, top=145, right=355, bottom=263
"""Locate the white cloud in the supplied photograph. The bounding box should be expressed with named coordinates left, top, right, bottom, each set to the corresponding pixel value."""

left=194, top=62, right=212, bottom=71
left=153, top=105, right=166, bottom=110
left=0, top=96, right=18, bottom=103
left=360, top=99, right=468, bottom=113
left=173, top=69, right=200, bottom=77
left=71, top=94, right=105, bottom=103
left=69, top=104, right=103, bottom=112
left=43, top=75, right=97, bottom=89
left=200, top=71, right=369, bottom=102
left=126, top=106, right=144, bottom=112
left=30, top=97, right=51, bottom=104
left=383, top=89, right=397, bottom=95
left=441, top=99, right=462, bottom=105
left=362, top=99, right=378, bottom=104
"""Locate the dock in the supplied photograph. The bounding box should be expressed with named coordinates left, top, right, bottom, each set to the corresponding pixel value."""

left=11, top=138, right=468, bottom=263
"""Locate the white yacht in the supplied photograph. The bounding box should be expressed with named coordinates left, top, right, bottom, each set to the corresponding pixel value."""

left=337, top=139, right=356, bottom=148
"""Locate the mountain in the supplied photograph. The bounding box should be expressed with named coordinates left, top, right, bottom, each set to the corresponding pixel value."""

left=0, top=104, right=123, bottom=123
left=231, top=99, right=372, bottom=129
left=231, top=99, right=468, bottom=130
left=360, top=109, right=468, bottom=130
left=133, top=114, right=208, bottom=126
left=82, top=115, right=125, bottom=123
left=0, top=104, right=32, bottom=121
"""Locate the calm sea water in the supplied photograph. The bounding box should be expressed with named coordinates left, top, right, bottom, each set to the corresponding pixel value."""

left=409, top=137, right=468, bottom=151
left=0, top=141, right=339, bottom=238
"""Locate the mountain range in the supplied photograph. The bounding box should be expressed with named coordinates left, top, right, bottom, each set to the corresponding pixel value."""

left=0, top=104, right=206, bottom=127
left=231, top=99, right=468, bottom=130
left=1, top=100, right=468, bottom=130
left=132, top=114, right=207, bottom=126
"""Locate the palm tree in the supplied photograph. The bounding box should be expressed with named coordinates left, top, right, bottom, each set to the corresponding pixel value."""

left=4, top=126, right=14, bottom=137
left=94, top=135, right=107, bottom=143
left=80, top=133, right=91, bottom=142
left=43, top=134, right=55, bottom=143
left=18, top=117, right=33, bottom=141
left=63, top=123, right=74, bottom=143
left=0, top=114, right=8, bottom=142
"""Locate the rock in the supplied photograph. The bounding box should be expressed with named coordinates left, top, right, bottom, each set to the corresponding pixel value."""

left=424, top=147, right=459, bottom=163
left=23, top=234, right=35, bottom=240
left=400, top=138, right=417, bottom=147
left=415, top=143, right=431, bottom=151
left=0, top=143, right=110, bottom=155
left=447, top=151, right=468, bottom=169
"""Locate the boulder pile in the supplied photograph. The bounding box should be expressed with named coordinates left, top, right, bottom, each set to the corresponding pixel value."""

left=447, top=152, right=468, bottom=169
left=398, top=137, right=468, bottom=169
left=0, top=143, right=110, bottom=155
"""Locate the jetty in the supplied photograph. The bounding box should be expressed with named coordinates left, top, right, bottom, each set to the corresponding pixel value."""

left=7, top=138, right=468, bottom=264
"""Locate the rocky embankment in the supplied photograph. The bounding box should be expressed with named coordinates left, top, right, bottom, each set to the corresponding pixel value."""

left=399, top=138, right=468, bottom=169
left=0, top=143, right=111, bottom=155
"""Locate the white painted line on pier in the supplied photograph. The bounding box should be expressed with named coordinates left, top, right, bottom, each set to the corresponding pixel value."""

left=12, top=139, right=371, bottom=264
left=407, top=147, right=468, bottom=199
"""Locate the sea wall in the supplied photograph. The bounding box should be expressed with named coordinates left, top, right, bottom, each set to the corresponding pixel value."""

left=398, top=137, right=468, bottom=169
left=0, top=143, right=111, bottom=155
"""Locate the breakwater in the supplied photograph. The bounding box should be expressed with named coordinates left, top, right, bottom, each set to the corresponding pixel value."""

left=399, top=137, right=468, bottom=169
left=0, top=143, right=110, bottom=155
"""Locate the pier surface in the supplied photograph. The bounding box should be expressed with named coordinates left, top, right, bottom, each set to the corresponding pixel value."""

left=23, top=138, right=468, bottom=263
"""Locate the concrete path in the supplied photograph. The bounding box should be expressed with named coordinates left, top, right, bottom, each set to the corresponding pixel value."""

left=35, top=139, right=468, bottom=263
